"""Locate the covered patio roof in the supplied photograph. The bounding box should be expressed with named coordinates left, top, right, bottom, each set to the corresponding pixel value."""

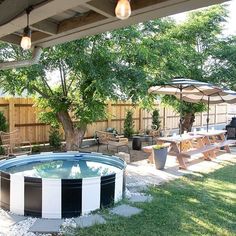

left=0, top=0, right=229, bottom=48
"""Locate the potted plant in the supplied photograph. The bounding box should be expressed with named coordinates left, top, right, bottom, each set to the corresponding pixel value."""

left=152, top=144, right=169, bottom=169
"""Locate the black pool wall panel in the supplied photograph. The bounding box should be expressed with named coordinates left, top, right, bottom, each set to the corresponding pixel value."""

left=0, top=172, right=10, bottom=211
left=61, top=179, right=82, bottom=218
left=24, top=177, right=42, bottom=217
left=100, top=174, right=116, bottom=208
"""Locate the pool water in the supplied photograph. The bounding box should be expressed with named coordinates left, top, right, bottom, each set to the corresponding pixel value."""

left=3, top=159, right=121, bottom=179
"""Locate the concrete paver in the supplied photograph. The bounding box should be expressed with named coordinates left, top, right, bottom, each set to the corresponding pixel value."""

left=28, top=219, right=63, bottom=233
left=74, top=214, right=106, bottom=228
left=129, top=195, right=153, bottom=203
left=110, top=204, right=142, bottom=217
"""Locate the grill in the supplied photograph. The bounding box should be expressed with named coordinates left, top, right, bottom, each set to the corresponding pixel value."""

left=226, top=117, right=236, bottom=139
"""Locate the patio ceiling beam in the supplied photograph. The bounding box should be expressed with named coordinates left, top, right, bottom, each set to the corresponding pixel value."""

left=0, top=34, right=21, bottom=45
left=57, top=11, right=107, bottom=35
left=82, top=0, right=116, bottom=18
left=35, top=0, right=228, bottom=48
left=31, top=20, right=58, bottom=36
left=31, top=31, right=51, bottom=42
left=0, top=0, right=91, bottom=38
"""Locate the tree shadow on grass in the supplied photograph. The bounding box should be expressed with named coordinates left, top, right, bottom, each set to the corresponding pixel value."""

left=71, top=164, right=236, bottom=236
left=145, top=164, right=236, bottom=235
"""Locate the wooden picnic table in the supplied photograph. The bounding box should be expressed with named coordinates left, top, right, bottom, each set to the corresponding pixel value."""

left=193, top=130, right=234, bottom=153
left=156, top=133, right=210, bottom=169
left=143, top=130, right=235, bottom=169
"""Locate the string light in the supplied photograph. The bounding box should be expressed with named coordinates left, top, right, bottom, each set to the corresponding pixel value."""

left=115, top=0, right=131, bottom=20
left=21, top=7, right=33, bottom=50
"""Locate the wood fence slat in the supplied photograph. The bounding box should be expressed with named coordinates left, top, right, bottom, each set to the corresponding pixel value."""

left=0, top=98, right=231, bottom=142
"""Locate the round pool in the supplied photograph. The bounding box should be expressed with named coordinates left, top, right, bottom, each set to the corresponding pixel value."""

left=0, top=152, right=126, bottom=218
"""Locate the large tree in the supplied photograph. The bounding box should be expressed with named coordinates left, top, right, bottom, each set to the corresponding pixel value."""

left=0, top=29, right=153, bottom=150
left=0, top=4, right=235, bottom=143
left=148, top=5, right=234, bottom=132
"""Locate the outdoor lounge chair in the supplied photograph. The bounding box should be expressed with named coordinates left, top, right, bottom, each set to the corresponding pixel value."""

left=0, top=129, right=32, bottom=158
left=95, top=131, right=130, bottom=153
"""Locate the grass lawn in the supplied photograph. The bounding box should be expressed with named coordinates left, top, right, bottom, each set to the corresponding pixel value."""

left=69, top=162, right=236, bottom=236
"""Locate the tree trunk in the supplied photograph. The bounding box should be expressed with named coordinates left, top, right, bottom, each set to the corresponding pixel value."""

left=181, top=113, right=195, bottom=133
left=56, top=111, right=86, bottom=151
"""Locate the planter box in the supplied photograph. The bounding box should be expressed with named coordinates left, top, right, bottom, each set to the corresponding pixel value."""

left=152, top=147, right=168, bottom=170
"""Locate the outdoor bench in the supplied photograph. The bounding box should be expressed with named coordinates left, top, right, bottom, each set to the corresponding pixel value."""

left=213, top=139, right=236, bottom=152
left=95, top=131, right=130, bottom=153
left=177, top=144, right=216, bottom=159
left=178, top=139, right=236, bottom=160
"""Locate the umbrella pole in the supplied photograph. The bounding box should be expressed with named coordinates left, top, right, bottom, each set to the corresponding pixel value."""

left=207, top=96, right=210, bottom=132
left=180, top=86, right=183, bottom=136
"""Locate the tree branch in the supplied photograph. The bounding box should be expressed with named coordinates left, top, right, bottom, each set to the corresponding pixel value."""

left=41, top=76, right=54, bottom=96
left=31, top=85, right=50, bottom=98
left=62, top=64, right=68, bottom=96
left=59, top=60, right=67, bottom=96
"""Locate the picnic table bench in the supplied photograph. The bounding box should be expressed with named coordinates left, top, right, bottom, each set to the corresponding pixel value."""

left=143, top=130, right=236, bottom=169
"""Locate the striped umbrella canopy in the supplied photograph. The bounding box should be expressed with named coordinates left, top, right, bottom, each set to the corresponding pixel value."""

left=179, top=88, right=236, bottom=131
left=180, top=88, right=236, bottom=104
left=148, top=77, right=223, bottom=134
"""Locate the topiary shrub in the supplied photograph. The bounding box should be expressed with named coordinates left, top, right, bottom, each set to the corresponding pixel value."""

left=152, top=109, right=161, bottom=130
left=0, top=111, right=8, bottom=132
left=124, top=110, right=134, bottom=138
left=49, top=126, right=62, bottom=149
left=0, top=111, right=8, bottom=156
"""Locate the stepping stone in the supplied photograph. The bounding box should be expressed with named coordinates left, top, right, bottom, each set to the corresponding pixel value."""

left=129, top=195, right=153, bottom=203
left=28, top=219, right=63, bottom=233
left=74, top=214, right=106, bottom=228
left=0, top=212, right=26, bottom=235
left=110, top=204, right=142, bottom=217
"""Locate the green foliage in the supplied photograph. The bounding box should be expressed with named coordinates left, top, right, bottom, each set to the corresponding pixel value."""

left=161, top=95, right=207, bottom=115
left=152, top=109, right=161, bottom=130
left=0, top=111, right=8, bottom=132
left=123, top=110, right=134, bottom=138
left=152, top=144, right=166, bottom=150
left=0, top=112, right=8, bottom=155
left=0, top=146, right=5, bottom=155
left=32, top=145, right=41, bottom=154
left=49, top=127, right=62, bottom=148
left=0, top=4, right=235, bottom=142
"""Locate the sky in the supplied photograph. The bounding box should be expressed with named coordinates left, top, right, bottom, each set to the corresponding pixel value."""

left=171, top=0, right=236, bottom=36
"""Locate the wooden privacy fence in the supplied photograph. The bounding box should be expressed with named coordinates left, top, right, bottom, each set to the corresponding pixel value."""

left=0, top=98, right=231, bottom=144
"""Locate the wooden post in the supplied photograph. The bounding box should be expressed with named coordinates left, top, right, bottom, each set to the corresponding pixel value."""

left=201, top=111, right=204, bottom=127
left=214, top=104, right=217, bottom=124
left=163, top=106, right=167, bottom=131
left=107, top=101, right=112, bottom=129
left=139, top=107, right=144, bottom=131
left=8, top=98, right=15, bottom=132
left=226, top=104, right=229, bottom=123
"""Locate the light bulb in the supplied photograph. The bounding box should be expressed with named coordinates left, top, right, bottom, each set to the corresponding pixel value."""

left=115, top=0, right=131, bottom=20
left=21, top=36, right=31, bottom=50
left=21, top=26, right=31, bottom=50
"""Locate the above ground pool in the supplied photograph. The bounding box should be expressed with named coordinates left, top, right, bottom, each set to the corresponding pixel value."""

left=0, top=152, right=126, bottom=218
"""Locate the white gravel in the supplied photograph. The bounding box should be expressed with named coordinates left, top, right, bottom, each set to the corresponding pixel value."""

left=0, top=187, right=139, bottom=236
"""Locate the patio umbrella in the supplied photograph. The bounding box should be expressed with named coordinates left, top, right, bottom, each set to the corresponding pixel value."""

left=180, top=88, right=236, bottom=132
left=148, top=77, right=222, bottom=135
